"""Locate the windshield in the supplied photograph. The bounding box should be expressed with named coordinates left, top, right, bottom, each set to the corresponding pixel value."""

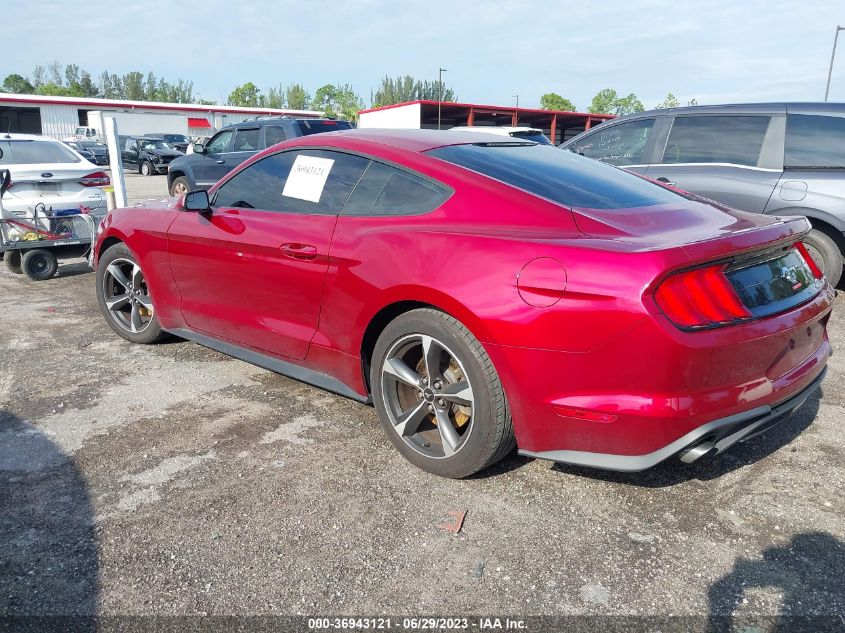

left=0, top=140, right=82, bottom=164
left=427, top=143, right=684, bottom=210
left=510, top=130, right=552, bottom=145
left=80, top=142, right=106, bottom=150
left=297, top=120, right=353, bottom=136
left=141, top=140, right=171, bottom=150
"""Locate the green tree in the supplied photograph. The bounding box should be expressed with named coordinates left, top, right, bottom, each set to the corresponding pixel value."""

left=285, top=83, right=310, bottom=110
left=313, top=83, right=363, bottom=121
left=32, top=65, right=45, bottom=88
left=123, top=72, right=145, bottom=100
left=78, top=71, right=98, bottom=97
left=688, top=98, right=699, bottom=106
left=47, top=61, right=63, bottom=86
left=655, top=92, right=680, bottom=110
left=588, top=88, right=644, bottom=115
left=540, top=92, right=576, bottom=111
left=2, top=74, right=35, bottom=94
left=372, top=75, right=455, bottom=107
left=265, top=84, right=285, bottom=109
left=228, top=82, right=264, bottom=107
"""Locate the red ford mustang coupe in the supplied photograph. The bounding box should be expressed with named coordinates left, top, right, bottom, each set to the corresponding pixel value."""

left=94, top=129, right=834, bottom=478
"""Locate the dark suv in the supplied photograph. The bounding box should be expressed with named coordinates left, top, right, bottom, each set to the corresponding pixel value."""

left=120, top=136, right=183, bottom=176
left=561, top=103, right=845, bottom=286
left=167, top=117, right=353, bottom=196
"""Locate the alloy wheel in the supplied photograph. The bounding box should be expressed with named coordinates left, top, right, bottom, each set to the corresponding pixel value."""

left=101, top=258, right=154, bottom=333
left=381, top=333, right=475, bottom=459
left=172, top=181, right=187, bottom=195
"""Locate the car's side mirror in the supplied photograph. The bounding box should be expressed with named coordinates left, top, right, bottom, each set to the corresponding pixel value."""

left=184, top=190, right=210, bottom=213
left=193, top=143, right=206, bottom=155
left=0, top=169, right=10, bottom=198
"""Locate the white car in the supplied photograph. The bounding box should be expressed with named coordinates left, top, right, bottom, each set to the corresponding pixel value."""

left=0, top=133, right=109, bottom=221
left=448, top=126, right=552, bottom=145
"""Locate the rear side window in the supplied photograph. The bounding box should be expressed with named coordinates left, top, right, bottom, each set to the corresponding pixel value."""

left=297, top=120, right=352, bottom=136
left=233, top=128, right=259, bottom=151
left=785, top=114, right=845, bottom=167
left=662, top=116, right=770, bottom=166
left=264, top=126, right=287, bottom=147
left=570, top=119, right=655, bottom=166
left=343, top=162, right=451, bottom=216
left=0, top=140, right=82, bottom=164
left=428, top=143, right=682, bottom=210
left=213, top=149, right=370, bottom=214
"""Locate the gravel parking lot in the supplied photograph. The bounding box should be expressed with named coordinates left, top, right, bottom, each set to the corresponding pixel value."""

left=1, top=175, right=843, bottom=629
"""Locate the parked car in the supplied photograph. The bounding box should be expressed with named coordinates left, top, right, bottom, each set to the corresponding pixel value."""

left=166, top=117, right=353, bottom=195
left=561, top=103, right=845, bottom=286
left=64, top=126, right=101, bottom=143
left=0, top=133, right=108, bottom=219
left=450, top=125, right=553, bottom=145
left=63, top=141, right=98, bottom=163
left=77, top=141, right=109, bottom=166
left=146, top=133, right=190, bottom=153
left=119, top=136, right=182, bottom=176
left=94, top=129, right=832, bottom=478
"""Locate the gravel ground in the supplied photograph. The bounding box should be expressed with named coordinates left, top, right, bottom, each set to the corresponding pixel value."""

left=0, top=177, right=843, bottom=629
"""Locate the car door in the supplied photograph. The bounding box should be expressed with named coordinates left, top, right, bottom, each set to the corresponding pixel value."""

left=166, top=148, right=371, bottom=360
left=647, top=114, right=784, bottom=212
left=121, top=138, right=139, bottom=168
left=193, top=129, right=235, bottom=188
left=565, top=117, right=660, bottom=175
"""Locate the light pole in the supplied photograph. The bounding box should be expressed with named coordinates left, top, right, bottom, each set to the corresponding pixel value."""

left=438, top=67, right=447, bottom=130
left=825, top=25, right=845, bottom=101
left=513, top=94, right=519, bottom=108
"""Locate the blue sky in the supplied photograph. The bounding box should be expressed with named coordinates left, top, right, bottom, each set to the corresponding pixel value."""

left=4, top=0, right=845, bottom=110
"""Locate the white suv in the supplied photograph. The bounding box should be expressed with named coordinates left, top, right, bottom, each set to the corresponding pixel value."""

left=449, top=126, right=552, bottom=145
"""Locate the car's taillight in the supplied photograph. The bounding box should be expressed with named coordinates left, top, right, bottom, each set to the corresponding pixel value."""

left=795, top=241, right=824, bottom=279
left=654, top=263, right=752, bottom=330
left=80, top=171, right=110, bottom=187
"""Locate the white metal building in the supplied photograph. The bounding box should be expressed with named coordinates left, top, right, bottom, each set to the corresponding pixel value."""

left=0, top=93, right=323, bottom=140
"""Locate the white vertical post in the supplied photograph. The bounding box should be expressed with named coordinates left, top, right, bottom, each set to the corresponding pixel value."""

left=103, top=116, right=128, bottom=208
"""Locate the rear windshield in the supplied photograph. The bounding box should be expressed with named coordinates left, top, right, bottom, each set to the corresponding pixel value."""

left=427, top=143, right=683, bottom=210
left=510, top=131, right=552, bottom=145
left=0, top=140, right=81, bottom=164
left=297, top=120, right=353, bottom=136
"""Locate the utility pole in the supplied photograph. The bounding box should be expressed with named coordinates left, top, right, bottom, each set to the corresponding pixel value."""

left=438, top=68, right=447, bottom=129
left=513, top=94, right=519, bottom=108
left=825, top=25, right=845, bottom=101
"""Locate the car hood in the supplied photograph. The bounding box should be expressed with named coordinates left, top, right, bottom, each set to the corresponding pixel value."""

left=129, top=196, right=180, bottom=210
left=147, top=148, right=182, bottom=157
left=571, top=198, right=810, bottom=262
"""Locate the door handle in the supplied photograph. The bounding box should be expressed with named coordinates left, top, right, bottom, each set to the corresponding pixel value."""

left=655, top=177, right=676, bottom=186
left=216, top=160, right=225, bottom=164
left=280, top=243, right=318, bottom=260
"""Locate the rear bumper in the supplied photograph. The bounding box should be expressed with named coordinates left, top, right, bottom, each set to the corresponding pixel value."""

left=519, top=366, right=827, bottom=471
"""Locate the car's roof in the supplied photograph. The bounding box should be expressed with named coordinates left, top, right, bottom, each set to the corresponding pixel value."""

left=304, top=128, right=525, bottom=152
left=222, top=116, right=338, bottom=130
left=607, top=101, right=845, bottom=122
left=0, top=133, right=61, bottom=142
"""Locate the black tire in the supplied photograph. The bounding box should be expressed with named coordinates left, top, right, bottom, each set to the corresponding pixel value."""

left=371, top=308, right=515, bottom=478
left=170, top=176, right=190, bottom=197
left=140, top=160, right=154, bottom=176
left=4, top=250, right=22, bottom=274
left=21, top=249, right=58, bottom=281
left=803, top=229, right=842, bottom=287
left=95, top=242, right=168, bottom=344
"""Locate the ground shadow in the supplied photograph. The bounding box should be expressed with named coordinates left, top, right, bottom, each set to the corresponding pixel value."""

left=0, top=410, right=98, bottom=630
left=707, top=531, right=845, bottom=632
left=546, top=389, right=823, bottom=488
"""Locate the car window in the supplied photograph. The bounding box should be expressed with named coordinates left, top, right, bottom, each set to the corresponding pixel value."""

left=509, top=131, right=552, bottom=145
left=264, top=126, right=287, bottom=147
left=233, top=128, right=260, bottom=152
left=343, top=161, right=451, bottom=216
left=206, top=130, right=234, bottom=154
left=661, top=115, right=771, bottom=166
left=297, top=120, right=353, bottom=135
left=569, top=119, right=654, bottom=166
left=0, top=140, right=82, bottom=164
left=124, top=139, right=137, bottom=151
left=428, top=143, right=684, bottom=210
left=785, top=114, right=845, bottom=167
left=213, top=149, right=370, bottom=214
